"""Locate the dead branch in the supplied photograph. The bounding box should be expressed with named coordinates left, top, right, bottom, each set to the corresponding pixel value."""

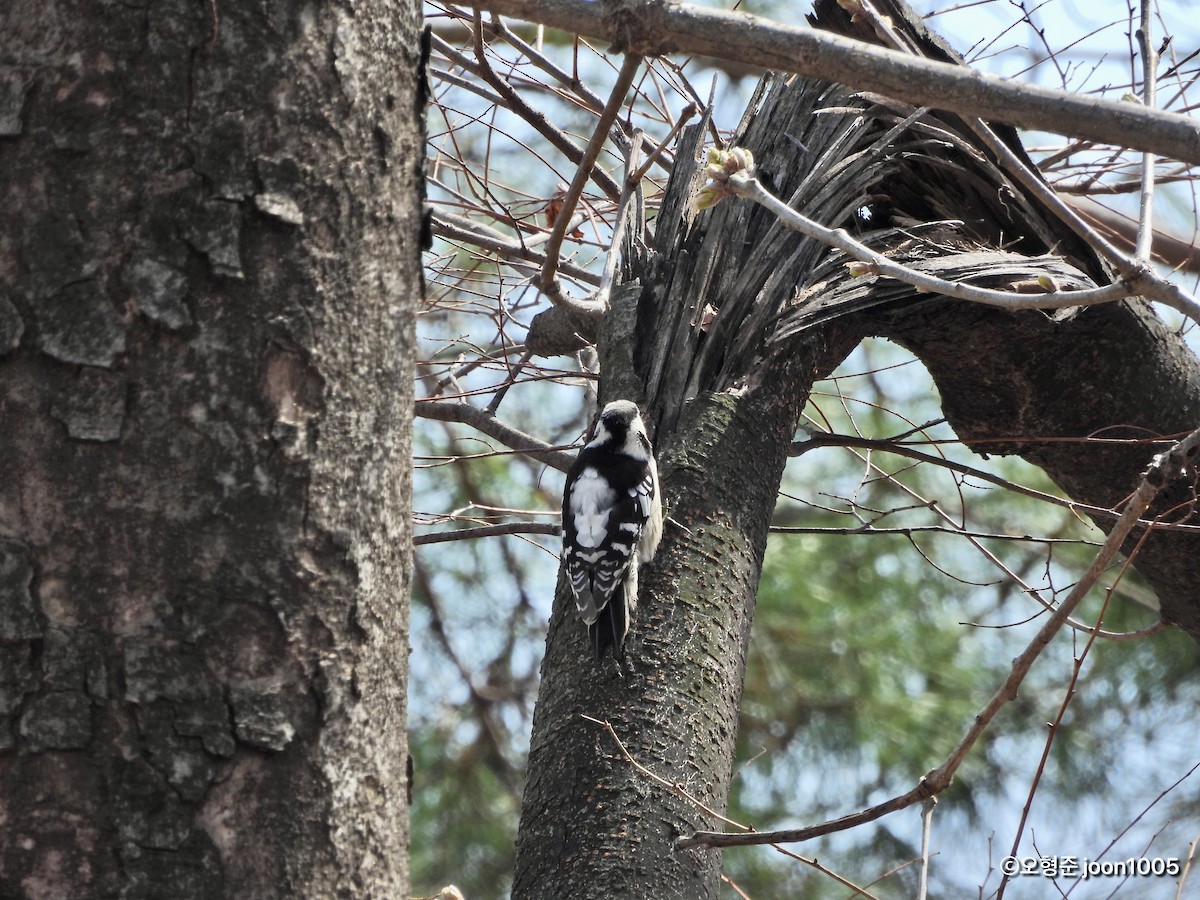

left=460, top=0, right=1200, bottom=164
left=417, top=399, right=576, bottom=471
left=414, top=522, right=560, bottom=544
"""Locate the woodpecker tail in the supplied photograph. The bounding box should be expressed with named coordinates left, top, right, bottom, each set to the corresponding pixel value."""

left=589, top=584, right=628, bottom=662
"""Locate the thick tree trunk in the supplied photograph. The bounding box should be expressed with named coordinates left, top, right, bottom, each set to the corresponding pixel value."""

left=513, top=91, right=864, bottom=897
left=512, top=381, right=814, bottom=898
left=0, top=0, right=423, bottom=895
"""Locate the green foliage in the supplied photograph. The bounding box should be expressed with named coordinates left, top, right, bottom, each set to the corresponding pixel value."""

left=409, top=724, right=521, bottom=898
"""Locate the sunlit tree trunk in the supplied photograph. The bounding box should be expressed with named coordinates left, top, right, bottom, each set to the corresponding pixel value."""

left=0, top=0, right=423, bottom=894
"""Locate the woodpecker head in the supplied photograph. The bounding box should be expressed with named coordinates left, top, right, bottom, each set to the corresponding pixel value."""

left=588, top=400, right=650, bottom=459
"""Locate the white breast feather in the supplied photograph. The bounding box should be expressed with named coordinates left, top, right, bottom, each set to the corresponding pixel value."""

left=570, top=467, right=615, bottom=549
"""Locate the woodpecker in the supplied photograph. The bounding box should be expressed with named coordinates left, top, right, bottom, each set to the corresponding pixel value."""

left=561, top=400, right=663, bottom=661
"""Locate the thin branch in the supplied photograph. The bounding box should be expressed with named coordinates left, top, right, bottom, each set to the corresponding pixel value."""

left=1068, top=757, right=1200, bottom=896
left=432, top=210, right=603, bottom=285
left=414, top=522, right=560, bottom=545
left=770, top=524, right=1095, bottom=544
left=485, top=13, right=609, bottom=114
left=805, top=429, right=1160, bottom=642
left=467, top=11, right=622, bottom=202
left=582, top=715, right=743, bottom=831
left=1176, top=831, right=1200, bottom=899
left=793, top=428, right=1200, bottom=533
left=792, top=430, right=1125, bottom=521
left=630, top=102, right=697, bottom=184
left=584, top=716, right=879, bottom=899
left=539, top=52, right=642, bottom=310
left=1136, top=1, right=1159, bottom=261
left=997, top=566, right=1123, bottom=898
left=918, top=797, right=935, bottom=900
left=486, top=348, right=534, bottom=414
left=483, top=14, right=679, bottom=179
left=417, top=398, right=576, bottom=472
left=676, top=427, right=1200, bottom=850
left=464, top=0, right=1200, bottom=165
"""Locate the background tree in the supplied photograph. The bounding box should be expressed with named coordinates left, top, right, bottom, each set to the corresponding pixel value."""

left=0, top=0, right=423, bottom=895
left=418, top=0, right=1200, bottom=896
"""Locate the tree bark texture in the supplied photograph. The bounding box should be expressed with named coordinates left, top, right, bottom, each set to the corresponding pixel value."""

left=514, top=0, right=1200, bottom=894
left=0, top=0, right=423, bottom=896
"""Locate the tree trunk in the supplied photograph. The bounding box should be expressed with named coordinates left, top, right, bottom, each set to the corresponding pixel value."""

left=512, top=90, right=865, bottom=898
left=0, top=0, right=423, bottom=895
left=514, top=1, right=1200, bottom=893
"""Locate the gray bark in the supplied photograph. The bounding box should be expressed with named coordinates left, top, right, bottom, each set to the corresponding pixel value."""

left=0, top=0, right=423, bottom=895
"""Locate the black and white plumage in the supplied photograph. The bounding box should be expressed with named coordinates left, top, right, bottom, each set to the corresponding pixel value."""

left=562, top=400, right=663, bottom=661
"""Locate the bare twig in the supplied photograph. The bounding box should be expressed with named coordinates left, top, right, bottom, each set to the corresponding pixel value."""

left=1136, top=1, right=1159, bottom=261
left=583, top=716, right=879, bottom=898
left=676, top=427, right=1200, bottom=850
left=770, top=524, right=1095, bottom=544
left=629, top=102, right=697, bottom=184
left=432, top=210, right=603, bottom=285
left=1176, top=831, right=1200, bottom=899
left=1068, top=757, right=1200, bottom=896
left=802, top=427, right=1161, bottom=641
left=792, top=430, right=1127, bottom=522
left=417, top=398, right=576, bottom=471
left=539, top=52, right=642, bottom=310
left=414, top=522, right=560, bottom=545
left=466, top=11, right=622, bottom=202
left=1067, top=196, right=1200, bottom=275
left=996, top=564, right=1127, bottom=897
left=918, top=797, right=935, bottom=900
